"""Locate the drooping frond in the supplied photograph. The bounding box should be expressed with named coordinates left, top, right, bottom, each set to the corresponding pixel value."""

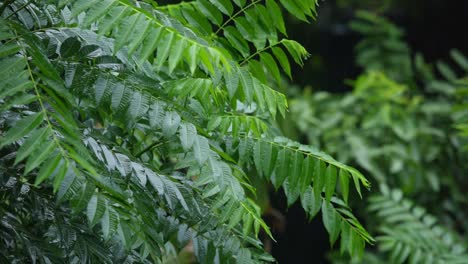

left=369, top=185, right=468, bottom=263
left=430, top=50, right=468, bottom=146
left=350, top=10, right=412, bottom=82
left=65, top=0, right=310, bottom=108
left=224, top=135, right=373, bottom=256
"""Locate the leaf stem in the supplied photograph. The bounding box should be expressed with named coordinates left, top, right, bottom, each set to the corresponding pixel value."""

left=135, top=141, right=166, bottom=158
left=5, top=0, right=32, bottom=20
left=239, top=40, right=282, bottom=66
left=14, top=28, right=68, bottom=162
left=154, top=1, right=195, bottom=10
left=244, top=135, right=371, bottom=188
left=0, top=0, right=15, bottom=15
left=214, top=0, right=262, bottom=35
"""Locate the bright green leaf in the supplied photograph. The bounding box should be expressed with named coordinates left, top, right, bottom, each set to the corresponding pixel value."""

left=0, top=112, right=44, bottom=149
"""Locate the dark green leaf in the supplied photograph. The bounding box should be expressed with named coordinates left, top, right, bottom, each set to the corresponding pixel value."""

left=163, top=111, right=181, bottom=137
left=279, top=0, right=308, bottom=22
left=193, top=135, right=210, bottom=165
left=0, top=112, right=44, bottom=149
left=0, top=43, right=21, bottom=57
left=24, top=140, right=56, bottom=174
left=322, top=200, right=341, bottom=245
left=55, top=164, right=75, bottom=196
left=301, top=186, right=321, bottom=219
left=34, top=154, right=62, bottom=186
left=300, top=156, right=315, bottom=193
left=272, top=148, right=289, bottom=189
left=168, top=37, right=187, bottom=74
left=179, top=122, right=197, bottom=151
left=324, top=165, right=337, bottom=202
left=14, top=127, right=49, bottom=165
left=272, top=47, right=291, bottom=79
left=197, top=0, right=223, bottom=26
left=60, top=37, right=81, bottom=58
left=155, top=31, right=175, bottom=70
left=313, top=160, right=325, bottom=201
left=233, top=0, right=246, bottom=8
left=286, top=150, right=303, bottom=205
left=224, top=26, right=250, bottom=58
left=260, top=52, right=281, bottom=85
left=209, top=0, right=233, bottom=16
left=339, top=169, right=350, bottom=203
left=102, top=206, right=119, bottom=239
left=266, top=0, right=287, bottom=35
left=87, top=194, right=105, bottom=227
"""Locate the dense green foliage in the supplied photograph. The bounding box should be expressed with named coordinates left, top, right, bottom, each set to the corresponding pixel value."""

left=284, top=11, right=468, bottom=263
left=0, top=0, right=373, bottom=263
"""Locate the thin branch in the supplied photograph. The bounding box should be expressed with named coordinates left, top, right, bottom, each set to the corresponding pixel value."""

left=239, top=41, right=282, bottom=66
left=5, top=0, right=32, bottom=20
left=13, top=27, right=69, bottom=162
left=135, top=141, right=167, bottom=158
left=214, top=0, right=262, bottom=35
left=0, top=0, right=15, bottom=15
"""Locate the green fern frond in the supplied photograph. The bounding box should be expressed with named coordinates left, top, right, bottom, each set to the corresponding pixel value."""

left=225, top=135, right=373, bottom=255
left=350, top=10, right=412, bottom=82
left=369, top=185, right=468, bottom=263
left=67, top=0, right=231, bottom=74
left=0, top=1, right=372, bottom=262
left=66, top=0, right=309, bottom=110
left=208, top=114, right=269, bottom=138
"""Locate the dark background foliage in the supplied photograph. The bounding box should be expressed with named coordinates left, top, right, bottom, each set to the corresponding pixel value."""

left=271, top=1, right=468, bottom=262
left=289, top=0, right=468, bottom=92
